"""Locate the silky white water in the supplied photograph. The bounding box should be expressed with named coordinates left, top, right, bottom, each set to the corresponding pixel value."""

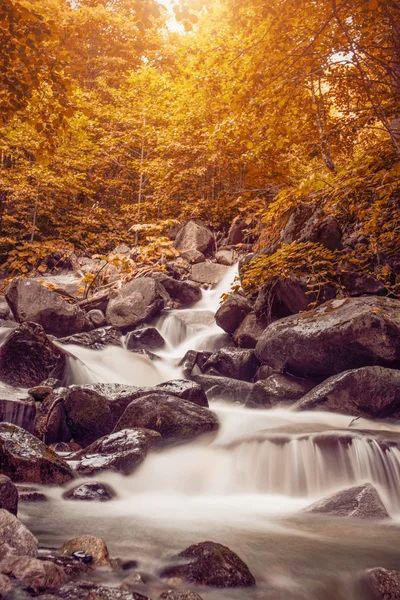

left=2, top=264, right=400, bottom=598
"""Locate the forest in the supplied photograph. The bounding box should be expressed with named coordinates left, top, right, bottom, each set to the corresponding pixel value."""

left=0, top=0, right=399, bottom=296
left=1, top=1, right=400, bottom=600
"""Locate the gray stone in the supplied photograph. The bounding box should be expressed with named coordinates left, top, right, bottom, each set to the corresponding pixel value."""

left=114, top=395, right=219, bottom=446
left=203, top=348, right=259, bottom=382
left=106, top=278, right=166, bottom=331
left=233, top=313, right=267, bottom=348
left=215, top=249, right=237, bottom=266
left=0, top=423, right=73, bottom=485
left=174, top=220, right=214, bottom=254
left=215, top=294, right=252, bottom=334
left=64, top=387, right=113, bottom=447
left=0, top=509, right=38, bottom=557
left=360, top=567, right=400, bottom=600
left=58, top=326, right=122, bottom=349
left=87, top=309, right=107, bottom=327
left=255, top=297, right=400, bottom=377
left=298, top=366, right=400, bottom=419
left=63, top=482, right=116, bottom=502
left=126, top=327, right=165, bottom=351
left=0, top=323, right=67, bottom=387
left=5, top=278, right=90, bottom=336
left=246, top=374, right=316, bottom=408
left=191, top=262, right=230, bottom=285
left=180, top=250, right=205, bottom=264
left=0, top=554, right=66, bottom=593
left=303, top=484, right=389, bottom=519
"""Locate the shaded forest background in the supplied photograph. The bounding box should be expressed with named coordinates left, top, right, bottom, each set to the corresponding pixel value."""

left=0, top=0, right=399, bottom=297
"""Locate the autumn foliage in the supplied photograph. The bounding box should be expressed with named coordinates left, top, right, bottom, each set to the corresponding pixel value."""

left=0, top=0, right=399, bottom=289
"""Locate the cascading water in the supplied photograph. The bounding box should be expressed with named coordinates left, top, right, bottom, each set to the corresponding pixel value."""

left=3, top=264, right=400, bottom=599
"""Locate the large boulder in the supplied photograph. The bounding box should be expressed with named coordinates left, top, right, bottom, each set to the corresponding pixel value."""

left=0, top=554, right=66, bottom=593
left=161, top=541, right=255, bottom=588
left=151, top=273, right=202, bottom=307
left=233, top=313, right=267, bottom=348
left=0, top=423, right=73, bottom=484
left=106, top=278, right=166, bottom=331
left=215, top=249, right=237, bottom=266
left=298, top=366, right=400, bottom=419
left=202, top=348, right=259, bottom=382
left=64, top=388, right=113, bottom=447
left=73, top=428, right=161, bottom=476
left=303, top=484, right=389, bottom=519
left=215, top=294, right=252, bottom=334
left=114, top=395, right=219, bottom=446
left=255, top=297, right=400, bottom=377
left=0, top=475, right=18, bottom=515
left=246, top=374, right=316, bottom=408
left=0, top=509, right=38, bottom=557
left=0, top=323, right=67, bottom=387
left=174, top=220, right=214, bottom=254
left=360, top=568, right=400, bottom=600
left=191, top=263, right=230, bottom=286
left=5, top=278, right=89, bottom=336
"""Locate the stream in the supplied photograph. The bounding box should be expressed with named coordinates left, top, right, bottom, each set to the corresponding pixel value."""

left=10, top=266, right=400, bottom=599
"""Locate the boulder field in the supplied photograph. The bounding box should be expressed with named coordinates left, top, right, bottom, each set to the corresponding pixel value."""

left=0, top=219, right=400, bottom=598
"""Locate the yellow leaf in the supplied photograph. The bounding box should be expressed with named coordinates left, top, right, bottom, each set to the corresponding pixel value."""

left=312, top=103, right=318, bottom=111
left=369, top=0, right=378, bottom=9
left=246, top=141, right=254, bottom=149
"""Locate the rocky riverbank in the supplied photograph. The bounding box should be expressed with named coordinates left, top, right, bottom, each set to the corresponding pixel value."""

left=1, top=219, right=400, bottom=599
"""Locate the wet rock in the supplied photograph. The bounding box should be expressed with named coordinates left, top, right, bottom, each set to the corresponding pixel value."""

left=0, top=554, right=66, bottom=592
left=38, top=548, right=93, bottom=577
left=246, top=374, right=316, bottom=408
left=202, top=348, right=259, bottom=382
left=160, top=592, right=203, bottom=600
left=255, top=297, right=400, bottom=377
left=152, top=273, right=202, bottom=307
left=340, top=272, right=386, bottom=297
left=0, top=573, right=11, bottom=595
left=174, top=220, right=215, bottom=255
left=180, top=250, right=205, bottom=264
left=0, top=423, right=73, bottom=485
left=360, top=567, right=400, bottom=600
left=194, top=375, right=253, bottom=404
left=17, top=485, right=48, bottom=503
left=215, top=294, right=252, bottom=334
left=73, top=428, right=161, bottom=476
left=52, top=582, right=150, bottom=600
left=191, top=263, right=230, bottom=286
left=58, top=326, right=122, bottom=349
left=180, top=351, right=212, bottom=379
left=161, top=541, right=256, bottom=588
left=64, top=387, right=113, bottom=447
left=58, top=535, right=110, bottom=565
left=215, top=249, right=237, bottom=266
left=155, top=380, right=208, bottom=408
left=63, top=482, right=116, bottom=502
left=233, top=313, right=267, bottom=348
left=303, top=484, right=389, bottom=519
left=126, top=327, right=165, bottom=352
left=298, top=366, right=400, bottom=419
left=34, top=388, right=71, bottom=445
left=79, top=290, right=109, bottom=313
left=87, top=308, right=107, bottom=327
left=106, top=278, right=166, bottom=331
left=0, top=509, right=38, bottom=557
left=0, top=475, right=18, bottom=515
left=0, top=323, right=67, bottom=387
left=114, top=395, right=219, bottom=446
left=5, top=278, right=90, bottom=336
